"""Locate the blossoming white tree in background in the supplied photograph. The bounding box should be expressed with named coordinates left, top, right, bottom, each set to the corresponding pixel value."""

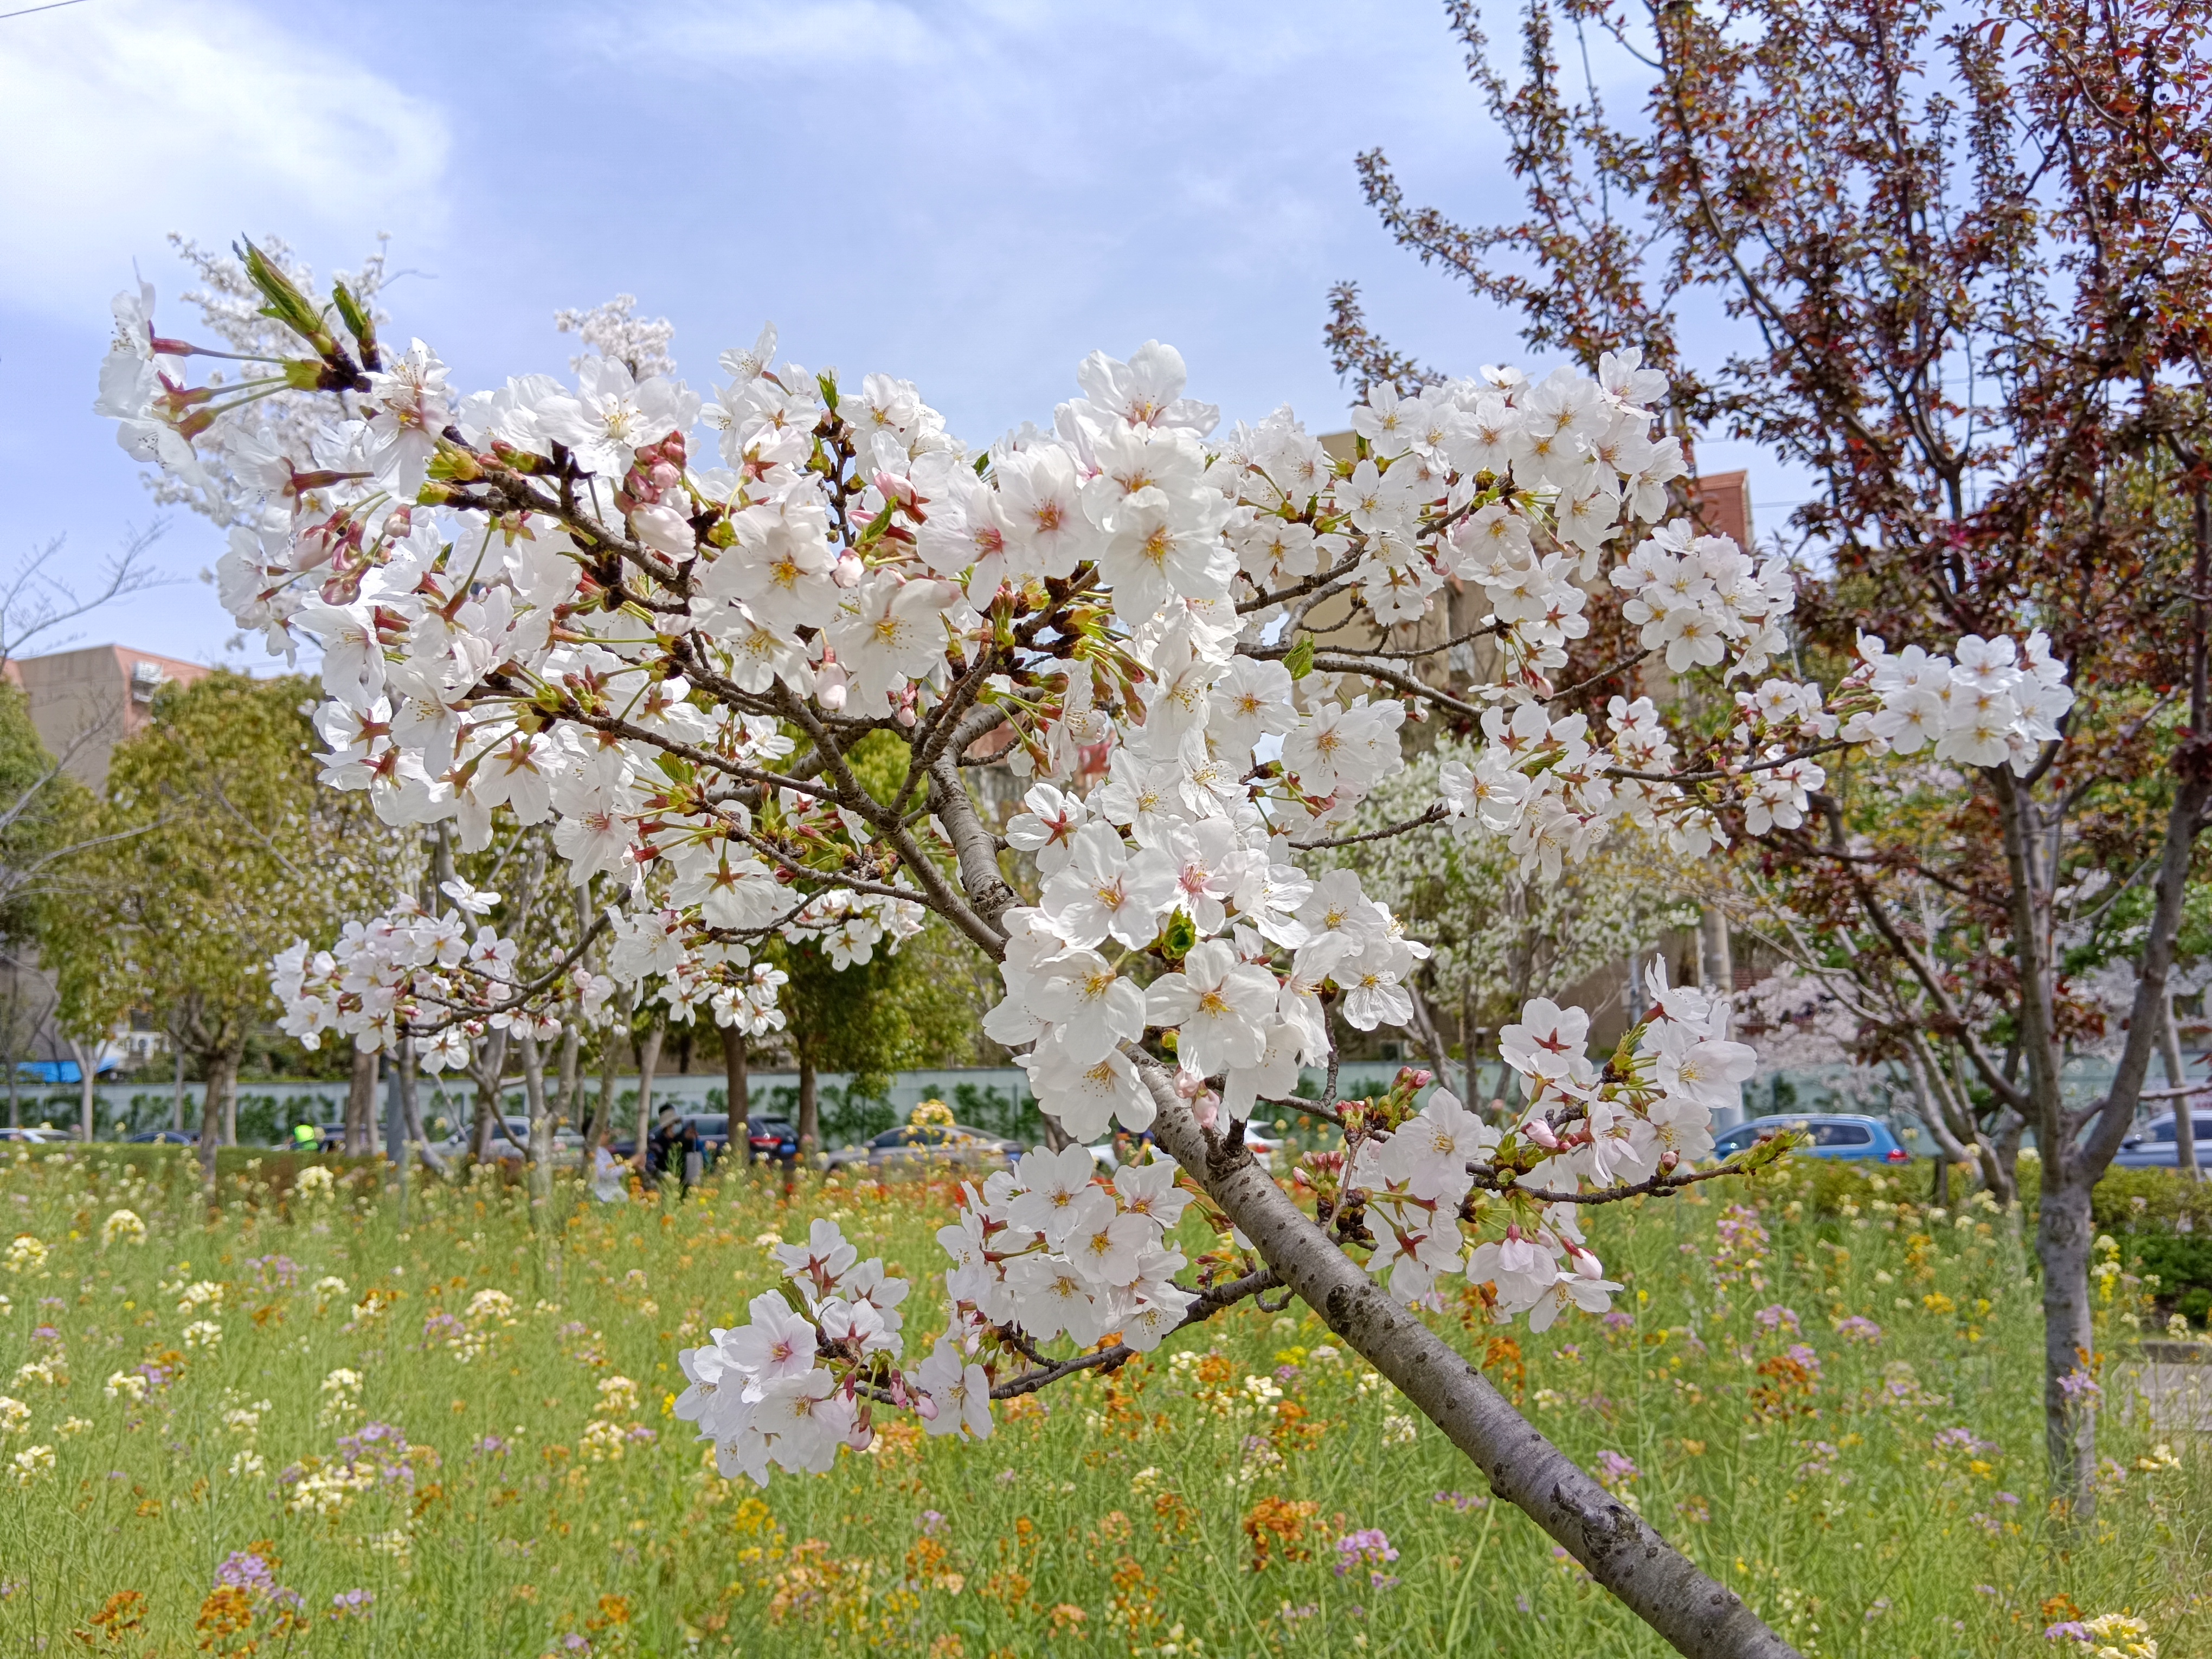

left=97, top=245, right=2072, bottom=1658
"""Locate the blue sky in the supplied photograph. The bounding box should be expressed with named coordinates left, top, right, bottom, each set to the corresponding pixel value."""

left=0, top=0, right=1784, bottom=668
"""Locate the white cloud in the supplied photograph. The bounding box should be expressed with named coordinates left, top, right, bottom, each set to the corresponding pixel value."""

left=0, top=0, right=450, bottom=318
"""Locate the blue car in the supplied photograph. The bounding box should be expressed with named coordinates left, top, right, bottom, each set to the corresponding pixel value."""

left=1713, top=1113, right=1912, bottom=1163
left=2112, top=1111, right=2212, bottom=1168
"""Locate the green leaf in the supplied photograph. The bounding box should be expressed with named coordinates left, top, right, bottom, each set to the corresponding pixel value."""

left=1284, top=637, right=1316, bottom=680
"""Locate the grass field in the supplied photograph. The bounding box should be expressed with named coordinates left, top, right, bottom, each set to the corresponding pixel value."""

left=1, top=1144, right=2205, bottom=1658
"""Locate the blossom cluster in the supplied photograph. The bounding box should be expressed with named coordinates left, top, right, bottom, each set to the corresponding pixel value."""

left=1840, top=631, right=2075, bottom=775
left=676, top=1147, right=1208, bottom=1483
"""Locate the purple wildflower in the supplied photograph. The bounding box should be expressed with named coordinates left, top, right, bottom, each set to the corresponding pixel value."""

left=1754, top=1304, right=1801, bottom=1335
left=1836, top=1316, right=1883, bottom=1343
left=919, top=1510, right=948, bottom=1535
left=214, top=1551, right=278, bottom=1594
left=1334, top=1529, right=1400, bottom=1589
left=1784, top=1343, right=1822, bottom=1378
left=1595, top=1450, right=1641, bottom=1490
left=473, top=1435, right=509, bottom=1457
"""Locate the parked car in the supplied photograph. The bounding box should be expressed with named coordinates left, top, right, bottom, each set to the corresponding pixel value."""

left=1712, top=1113, right=1911, bottom=1163
left=740, top=1115, right=800, bottom=1167
left=1089, top=1126, right=1281, bottom=1173
left=124, top=1129, right=197, bottom=1145
left=824, top=1123, right=1023, bottom=1174
left=0, top=1126, right=66, bottom=1144
left=430, top=1116, right=586, bottom=1166
left=2113, top=1111, right=2212, bottom=1168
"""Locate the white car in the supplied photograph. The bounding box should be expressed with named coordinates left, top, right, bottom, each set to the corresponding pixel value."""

left=1088, top=1128, right=1282, bottom=1173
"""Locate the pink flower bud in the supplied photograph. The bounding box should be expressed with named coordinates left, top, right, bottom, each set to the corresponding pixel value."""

left=1523, top=1119, right=1561, bottom=1151
left=913, top=1392, right=939, bottom=1422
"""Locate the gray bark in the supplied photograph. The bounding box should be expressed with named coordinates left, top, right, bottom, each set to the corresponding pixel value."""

left=344, top=1043, right=379, bottom=1156
left=634, top=1018, right=664, bottom=1163
left=721, top=1020, right=749, bottom=1123
left=796, top=1047, right=818, bottom=1160
left=520, top=1031, right=555, bottom=1246
left=198, top=1044, right=239, bottom=1201
left=1134, top=1057, right=1796, bottom=1659
left=2158, top=992, right=2202, bottom=1179
left=69, top=1037, right=96, bottom=1143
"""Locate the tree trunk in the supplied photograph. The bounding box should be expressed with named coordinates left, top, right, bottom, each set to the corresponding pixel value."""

left=344, top=1044, right=379, bottom=1157
left=198, top=1045, right=239, bottom=1202
left=1405, top=978, right=1463, bottom=1102
left=170, top=1046, right=183, bottom=1134
left=470, top=1028, right=510, bottom=1163
left=634, top=1019, right=664, bottom=1164
left=1698, top=904, right=1734, bottom=996
left=396, top=1038, right=444, bottom=1177
left=221, top=1070, right=237, bottom=1147
left=2037, top=1176, right=2100, bottom=1517
left=520, top=1032, right=555, bottom=1257
left=2159, top=992, right=2202, bottom=1180
left=796, top=1046, right=818, bottom=1161
left=1134, top=1057, right=1797, bottom=1658
left=590, top=1014, right=620, bottom=1148
left=721, top=1020, right=749, bottom=1126
left=557, top=1020, right=582, bottom=1127
left=69, top=1038, right=96, bottom=1142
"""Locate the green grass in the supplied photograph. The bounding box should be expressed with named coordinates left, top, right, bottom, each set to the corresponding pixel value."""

left=0, top=1146, right=2205, bottom=1658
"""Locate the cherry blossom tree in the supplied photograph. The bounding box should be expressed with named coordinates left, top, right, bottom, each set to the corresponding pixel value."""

left=94, top=240, right=2076, bottom=1658
left=1341, top=0, right=2212, bottom=1519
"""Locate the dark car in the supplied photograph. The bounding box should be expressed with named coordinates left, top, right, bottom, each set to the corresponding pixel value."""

left=2113, top=1111, right=2212, bottom=1168
left=1713, top=1113, right=1912, bottom=1163
left=124, top=1129, right=198, bottom=1145
left=741, top=1115, right=800, bottom=1167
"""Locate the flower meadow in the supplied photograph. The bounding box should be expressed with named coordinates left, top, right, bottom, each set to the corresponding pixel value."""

left=1, top=1147, right=2205, bottom=1658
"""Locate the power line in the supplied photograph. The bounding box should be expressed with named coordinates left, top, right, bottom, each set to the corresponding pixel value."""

left=0, top=0, right=91, bottom=20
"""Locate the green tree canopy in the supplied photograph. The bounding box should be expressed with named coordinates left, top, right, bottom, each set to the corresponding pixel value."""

left=42, top=672, right=403, bottom=1180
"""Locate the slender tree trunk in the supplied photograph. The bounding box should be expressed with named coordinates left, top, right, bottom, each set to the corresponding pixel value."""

left=1405, top=978, right=1462, bottom=1102
left=2159, top=992, right=2202, bottom=1179
left=220, top=1068, right=237, bottom=1147
left=396, top=1039, right=444, bottom=1176
left=2037, top=1177, right=2099, bottom=1512
left=721, top=1020, right=749, bottom=1124
left=1134, top=1057, right=1796, bottom=1658
left=344, top=1044, right=378, bottom=1157
left=556, top=1021, right=582, bottom=1129
left=169, top=1046, right=182, bottom=1134
left=198, top=1044, right=239, bottom=1203
left=69, top=1037, right=96, bottom=1143
left=520, top=1032, right=556, bottom=1260
left=470, top=1028, right=510, bottom=1163
left=633, top=1019, right=664, bottom=1165
left=1698, top=904, right=1734, bottom=996
left=796, top=1045, right=819, bottom=1160
left=591, top=1014, right=620, bottom=1149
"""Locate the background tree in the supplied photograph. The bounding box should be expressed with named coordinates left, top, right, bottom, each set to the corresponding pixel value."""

left=43, top=673, right=401, bottom=1191
left=1325, top=732, right=1701, bottom=1095
left=1342, top=0, right=2212, bottom=1514
left=768, top=916, right=983, bottom=1155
